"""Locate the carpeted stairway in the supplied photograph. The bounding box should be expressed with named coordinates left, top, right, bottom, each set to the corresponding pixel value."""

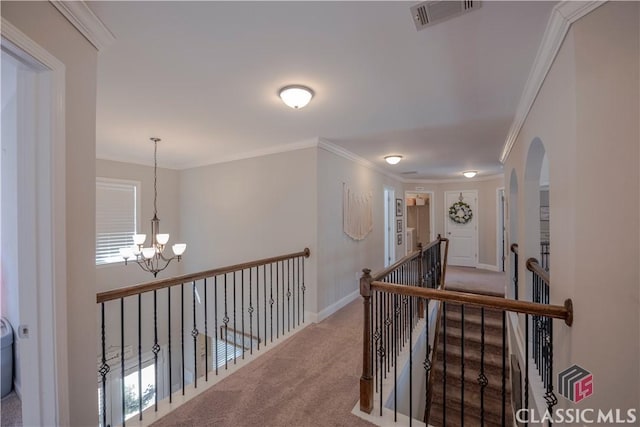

left=428, top=300, right=513, bottom=427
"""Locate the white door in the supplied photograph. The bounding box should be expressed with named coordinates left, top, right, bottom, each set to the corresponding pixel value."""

left=445, top=190, right=478, bottom=267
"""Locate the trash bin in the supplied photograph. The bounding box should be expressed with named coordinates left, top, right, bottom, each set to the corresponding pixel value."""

left=1, top=318, right=13, bottom=398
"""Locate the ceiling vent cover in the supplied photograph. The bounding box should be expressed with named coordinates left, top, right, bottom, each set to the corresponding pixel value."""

left=410, top=1, right=480, bottom=31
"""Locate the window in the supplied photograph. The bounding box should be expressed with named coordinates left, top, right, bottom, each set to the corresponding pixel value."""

left=96, top=178, right=140, bottom=265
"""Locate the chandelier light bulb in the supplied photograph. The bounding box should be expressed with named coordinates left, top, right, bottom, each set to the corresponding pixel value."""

left=119, top=247, right=132, bottom=260
left=463, top=170, right=478, bottom=178
left=133, top=234, right=147, bottom=246
left=172, top=243, right=187, bottom=256
left=141, top=247, right=156, bottom=259
left=385, top=155, right=403, bottom=165
left=156, top=233, right=170, bottom=245
left=279, top=85, right=314, bottom=109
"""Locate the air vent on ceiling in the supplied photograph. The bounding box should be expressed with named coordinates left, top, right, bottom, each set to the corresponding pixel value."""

left=401, top=171, right=418, bottom=175
left=410, top=1, right=480, bottom=31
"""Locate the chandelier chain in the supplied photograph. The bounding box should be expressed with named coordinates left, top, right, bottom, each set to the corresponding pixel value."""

left=153, top=138, right=158, bottom=217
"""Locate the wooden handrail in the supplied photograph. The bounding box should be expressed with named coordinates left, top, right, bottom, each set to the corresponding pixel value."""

left=372, top=236, right=446, bottom=281
left=370, top=281, right=573, bottom=326
left=96, top=248, right=310, bottom=303
left=526, top=257, right=549, bottom=284
left=511, top=243, right=518, bottom=254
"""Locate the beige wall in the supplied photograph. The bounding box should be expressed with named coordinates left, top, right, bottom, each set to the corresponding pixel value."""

left=96, top=159, right=182, bottom=291
left=2, top=2, right=98, bottom=425
left=404, top=176, right=504, bottom=267
left=179, top=148, right=319, bottom=313
left=316, top=147, right=405, bottom=315
left=505, top=1, right=639, bottom=413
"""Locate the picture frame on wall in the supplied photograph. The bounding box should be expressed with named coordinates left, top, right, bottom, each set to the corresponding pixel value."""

left=540, top=206, right=550, bottom=221
left=396, top=219, right=402, bottom=233
left=397, top=233, right=403, bottom=245
left=396, top=198, right=403, bottom=217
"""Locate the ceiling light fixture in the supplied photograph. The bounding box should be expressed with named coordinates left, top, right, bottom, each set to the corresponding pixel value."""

left=385, top=155, right=403, bottom=165
left=279, top=85, right=314, bottom=109
left=463, top=171, right=478, bottom=178
left=119, top=137, right=186, bottom=277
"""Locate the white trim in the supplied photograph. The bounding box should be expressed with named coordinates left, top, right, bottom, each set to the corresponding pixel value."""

left=316, top=290, right=360, bottom=322
left=404, top=173, right=504, bottom=185
left=1, top=18, right=69, bottom=426
left=49, top=0, right=115, bottom=51
left=499, top=1, right=605, bottom=163
left=497, top=186, right=505, bottom=272
left=175, top=138, right=319, bottom=170
left=477, top=263, right=500, bottom=272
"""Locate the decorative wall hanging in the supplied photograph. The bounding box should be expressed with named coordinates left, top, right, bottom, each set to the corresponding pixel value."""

left=449, top=192, right=473, bottom=225
left=343, top=183, right=373, bottom=240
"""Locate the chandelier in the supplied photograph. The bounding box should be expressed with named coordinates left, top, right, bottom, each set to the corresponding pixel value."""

left=119, top=137, right=186, bottom=277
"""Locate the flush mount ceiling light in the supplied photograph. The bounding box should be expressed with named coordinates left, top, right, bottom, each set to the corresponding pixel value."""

left=279, top=85, right=314, bottom=109
left=463, top=170, right=478, bottom=178
left=385, top=155, right=403, bottom=165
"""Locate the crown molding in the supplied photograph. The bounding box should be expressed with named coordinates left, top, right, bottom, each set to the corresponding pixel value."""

left=317, top=138, right=405, bottom=183
left=404, top=173, right=504, bottom=185
left=499, top=1, right=605, bottom=164
left=50, top=0, right=115, bottom=51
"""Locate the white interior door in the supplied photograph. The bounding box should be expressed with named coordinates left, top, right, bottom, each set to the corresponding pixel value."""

left=445, top=190, right=478, bottom=267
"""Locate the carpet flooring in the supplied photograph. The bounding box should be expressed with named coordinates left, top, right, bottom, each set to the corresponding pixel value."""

left=1, top=392, right=22, bottom=427
left=152, top=300, right=374, bottom=427
left=445, top=266, right=506, bottom=296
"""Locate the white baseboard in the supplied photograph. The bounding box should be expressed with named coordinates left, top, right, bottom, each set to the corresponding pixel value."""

left=12, top=381, right=21, bottom=400
left=316, top=290, right=360, bottom=322
left=477, top=263, right=500, bottom=272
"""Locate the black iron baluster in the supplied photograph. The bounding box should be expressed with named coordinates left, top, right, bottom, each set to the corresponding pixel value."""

left=442, top=301, right=447, bottom=427
left=514, top=249, right=519, bottom=299
left=524, top=313, right=529, bottom=427
left=478, top=307, right=487, bottom=426
left=153, top=290, right=159, bottom=411
left=270, top=263, right=274, bottom=343
left=249, top=268, right=254, bottom=355
left=394, top=294, right=398, bottom=422
left=297, top=256, right=301, bottom=327
left=224, top=274, right=229, bottom=370
left=373, top=290, right=379, bottom=393
left=423, top=296, right=431, bottom=423
left=120, top=298, right=125, bottom=426
left=409, top=295, right=413, bottom=427
left=502, top=310, right=507, bottom=426
left=263, top=265, right=267, bottom=347
left=204, top=278, right=208, bottom=381
left=241, top=270, right=245, bottom=360
left=378, top=290, right=384, bottom=416
left=287, top=258, right=291, bottom=333
left=255, top=267, right=260, bottom=351
left=192, top=280, right=198, bottom=388
left=138, top=294, right=142, bottom=420
left=181, top=283, right=185, bottom=395
left=214, top=276, right=218, bottom=375
left=99, top=303, right=109, bottom=427
left=276, top=261, right=280, bottom=339
left=461, top=304, right=465, bottom=425
left=233, top=271, right=237, bottom=364
left=167, top=287, right=172, bottom=403
left=302, top=256, right=306, bottom=323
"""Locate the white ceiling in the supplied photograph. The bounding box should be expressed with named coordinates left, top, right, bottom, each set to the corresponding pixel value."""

left=90, top=1, right=555, bottom=180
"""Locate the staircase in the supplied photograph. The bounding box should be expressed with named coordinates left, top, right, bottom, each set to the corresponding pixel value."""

left=429, top=300, right=513, bottom=427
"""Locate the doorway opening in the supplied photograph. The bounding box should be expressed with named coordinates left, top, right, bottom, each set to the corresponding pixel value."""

left=404, top=191, right=434, bottom=254
left=383, top=186, right=395, bottom=267
left=497, top=188, right=505, bottom=272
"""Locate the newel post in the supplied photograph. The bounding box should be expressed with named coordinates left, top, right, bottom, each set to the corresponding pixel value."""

left=417, top=242, right=425, bottom=318
left=359, top=268, right=374, bottom=413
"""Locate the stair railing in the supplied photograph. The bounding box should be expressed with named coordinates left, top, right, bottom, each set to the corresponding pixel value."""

left=359, top=236, right=449, bottom=419
left=511, top=243, right=519, bottom=299
left=359, top=245, right=573, bottom=427
left=96, top=248, right=310, bottom=427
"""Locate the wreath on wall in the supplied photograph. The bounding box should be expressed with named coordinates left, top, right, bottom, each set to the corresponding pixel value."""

left=449, top=199, right=473, bottom=225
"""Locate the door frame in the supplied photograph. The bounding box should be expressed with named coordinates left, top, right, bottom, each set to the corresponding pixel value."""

left=383, top=186, right=395, bottom=267
left=497, top=187, right=506, bottom=272
left=2, top=19, right=68, bottom=426
left=444, top=190, right=479, bottom=267
left=403, top=190, right=435, bottom=254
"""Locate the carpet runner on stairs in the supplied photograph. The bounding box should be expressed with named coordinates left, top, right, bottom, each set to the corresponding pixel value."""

left=428, top=299, right=513, bottom=427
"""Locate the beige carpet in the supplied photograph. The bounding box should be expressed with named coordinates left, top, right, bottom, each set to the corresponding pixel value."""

left=444, top=266, right=506, bottom=296
left=1, top=392, right=22, bottom=427
left=152, top=300, right=374, bottom=427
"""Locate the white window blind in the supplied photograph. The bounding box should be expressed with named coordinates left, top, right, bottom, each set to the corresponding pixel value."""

left=96, top=178, right=140, bottom=265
